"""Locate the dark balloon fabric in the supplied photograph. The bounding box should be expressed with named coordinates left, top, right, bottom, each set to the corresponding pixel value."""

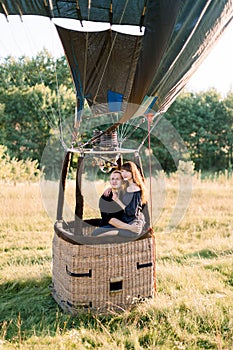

left=1, top=0, right=232, bottom=119
left=56, top=26, right=142, bottom=116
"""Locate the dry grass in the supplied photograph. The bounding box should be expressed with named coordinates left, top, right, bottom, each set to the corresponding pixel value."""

left=0, top=174, right=233, bottom=349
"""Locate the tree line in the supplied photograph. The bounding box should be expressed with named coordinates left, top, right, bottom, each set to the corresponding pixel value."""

left=165, top=90, right=233, bottom=172
left=0, top=50, right=232, bottom=174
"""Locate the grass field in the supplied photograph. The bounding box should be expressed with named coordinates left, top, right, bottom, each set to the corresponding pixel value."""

left=0, top=173, right=233, bottom=349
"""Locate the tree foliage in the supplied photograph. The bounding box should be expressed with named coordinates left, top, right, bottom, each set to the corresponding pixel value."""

left=0, top=51, right=76, bottom=161
left=165, top=90, right=233, bottom=172
left=0, top=51, right=232, bottom=173
left=0, top=50, right=73, bottom=90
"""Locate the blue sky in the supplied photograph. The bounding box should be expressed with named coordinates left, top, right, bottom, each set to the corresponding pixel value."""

left=0, top=14, right=232, bottom=96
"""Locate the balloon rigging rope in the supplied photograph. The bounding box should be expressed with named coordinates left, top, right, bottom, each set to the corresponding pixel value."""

left=22, top=17, right=69, bottom=148
left=120, top=117, right=145, bottom=146
left=137, top=113, right=163, bottom=152
left=2, top=17, right=61, bottom=136
left=147, top=115, right=153, bottom=224
left=92, top=0, right=130, bottom=103
left=22, top=18, right=60, bottom=131
left=12, top=17, right=61, bottom=130
left=83, top=0, right=92, bottom=94
left=80, top=0, right=133, bottom=147
left=156, top=0, right=212, bottom=101
left=53, top=55, right=67, bottom=149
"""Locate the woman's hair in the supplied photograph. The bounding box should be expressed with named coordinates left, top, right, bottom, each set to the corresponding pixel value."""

left=121, top=161, right=147, bottom=204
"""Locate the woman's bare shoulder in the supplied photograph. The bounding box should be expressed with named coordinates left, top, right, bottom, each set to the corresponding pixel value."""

left=127, top=184, right=140, bottom=192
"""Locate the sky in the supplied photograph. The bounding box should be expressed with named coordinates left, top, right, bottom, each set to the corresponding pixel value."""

left=0, top=14, right=233, bottom=96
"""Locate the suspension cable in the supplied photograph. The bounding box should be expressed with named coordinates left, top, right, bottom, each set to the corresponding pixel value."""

left=147, top=113, right=153, bottom=224
left=1, top=16, right=67, bottom=148
left=83, top=0, right=92, bottom=95
left=137, top=112, right=164, bottom=152
left=93, top=0, right=130, bottom=103
left=19, top=17, right=61, bottom=130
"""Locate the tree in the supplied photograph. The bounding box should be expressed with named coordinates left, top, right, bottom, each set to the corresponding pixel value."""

left=0, top=83, right=75, bottom=161
left=165, top=89, right=233, bottom=171
left=0, top=50, right=73, bottom=91
left=0, top=51, right=76, bottom=162
left=222, top=92, right=233, bottom=170
left=1, top=51, right=233, bottom=173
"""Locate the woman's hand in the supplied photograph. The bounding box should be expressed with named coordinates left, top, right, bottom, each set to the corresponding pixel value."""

left=129, top=221, right=143, bottom=233
left=103, top=187, right=112, bottom=196
left=112, top=191, right=118, bottom=201
left=112, top=191, right=125, bottom=210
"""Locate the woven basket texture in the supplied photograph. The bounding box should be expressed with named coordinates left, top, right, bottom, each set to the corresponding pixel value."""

left=52, top=232, right=155, bottom=313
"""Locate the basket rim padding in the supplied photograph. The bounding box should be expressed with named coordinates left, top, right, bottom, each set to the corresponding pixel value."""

left=54, top=219, right=153, bottom=246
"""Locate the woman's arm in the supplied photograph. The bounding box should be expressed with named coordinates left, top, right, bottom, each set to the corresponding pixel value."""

left=112, top=191, right=126, bottom=210
left=109, top=217, right=141, bottom=233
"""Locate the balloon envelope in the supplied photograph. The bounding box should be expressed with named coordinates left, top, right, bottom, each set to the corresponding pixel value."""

left=1, top=0, right=232, bottom=119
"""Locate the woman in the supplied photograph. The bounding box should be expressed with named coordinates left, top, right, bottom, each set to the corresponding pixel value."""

left=92, top=161, right=146, bottom=237
left=92, top=169, right=141, bottom=236
left=108, top=161, right=146, bottom=236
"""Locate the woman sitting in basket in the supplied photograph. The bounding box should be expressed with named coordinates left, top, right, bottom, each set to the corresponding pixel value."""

left=92, top=161, right=147, bottom=237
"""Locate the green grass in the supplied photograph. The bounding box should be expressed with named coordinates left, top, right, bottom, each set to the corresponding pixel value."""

left=0, top=177, right=233, bottom=349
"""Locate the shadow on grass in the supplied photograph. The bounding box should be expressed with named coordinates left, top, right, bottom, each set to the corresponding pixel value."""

left=0, top=276, right=104, bottom=341
left=160, top=248, right=233, bottom=264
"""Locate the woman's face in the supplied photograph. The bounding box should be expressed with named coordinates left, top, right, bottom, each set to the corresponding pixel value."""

left=121, top=169, right=132, bottom=181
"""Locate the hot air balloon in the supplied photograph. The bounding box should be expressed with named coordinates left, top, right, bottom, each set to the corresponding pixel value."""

left=1, top=0, right=232, bottom=312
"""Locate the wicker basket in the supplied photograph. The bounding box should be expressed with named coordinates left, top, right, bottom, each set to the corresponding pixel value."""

left=52, top=231, right=156, bottom=313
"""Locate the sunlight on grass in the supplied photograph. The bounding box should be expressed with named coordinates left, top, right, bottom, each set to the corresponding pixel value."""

left=1, top=174, right=233, bottom=349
